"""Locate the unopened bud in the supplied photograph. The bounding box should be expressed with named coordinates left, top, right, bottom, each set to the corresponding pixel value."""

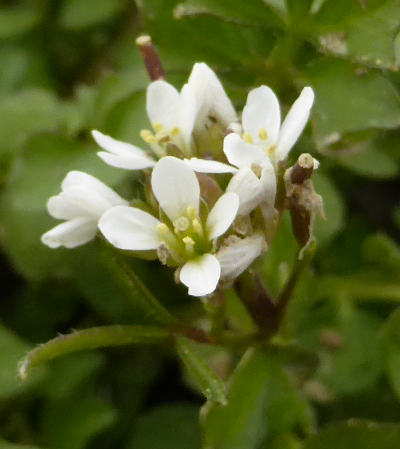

left=136, top=34, right=165, bottom=81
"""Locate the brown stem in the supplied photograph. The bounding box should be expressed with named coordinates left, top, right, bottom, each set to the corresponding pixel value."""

left=136, top=35, right=165, bottom=81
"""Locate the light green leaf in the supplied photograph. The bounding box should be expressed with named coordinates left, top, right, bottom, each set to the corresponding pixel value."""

left=203, top=348, right=307, bottom=449
left=127, top=403, right=200, bottom=449
left=59, top=0, right=124, bottom=29
left=304, top=59, right=400, bottom=148
left=19, top=325, right=169, bottom=380
left=303, top=421, right=400, bottom=449
left=175, top=337, right=227, bottom=405
left=42, top=396, right=116, bottom=449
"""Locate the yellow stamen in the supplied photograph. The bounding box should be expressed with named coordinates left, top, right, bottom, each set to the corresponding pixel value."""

left=153, top=122, right=164, bottom=133
left=140, top=129, right=157, bottom=144
left=186, top=206, right=197, bottom=220
left=157, top=223, right=170, bottom=234
left=171, top=127, right=181, bottom=136
left=258, top=128, right=268, bottom=140
left=242, top=132, right=253, bottom=144
left=268, top=144, right=276, bottom=156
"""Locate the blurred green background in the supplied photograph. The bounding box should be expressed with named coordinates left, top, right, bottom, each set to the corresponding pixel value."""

left=0, top=0, right=400, bottom=448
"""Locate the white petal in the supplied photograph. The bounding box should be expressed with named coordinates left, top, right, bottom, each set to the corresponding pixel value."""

left=97, top=151, right=155, bottom=170
left=276, top=87, right=314, bottom=162
left=99, top=206, right=161, bottom=250
left=206, top=192, right=239, bottom=240
left=226, top=168, right=264, bottom=215
left=180, top=254, right=221, bottom=297
left=242, top=86, right=280, bottom=146
left=92, top=130, right=151, bottom=158
left=184, top=157, right=237, bottom=174
left=151, top=156, right=200, bottom=222
left=260, top=160, right=277, bottom=221
left=47, top=194, right=84, bottom=220
left=178, top=83, right=197, bottom=146
left=223, top=133, right=266, bottom=169
left=188, top=62, right=237, bottom=129
left=146, top=80, right=179, bottom=130
left=41, top=217, right=97, bottom=249
left=61, top=171, right=126, bottom=207
left=217, top=233, right=266, bottom=281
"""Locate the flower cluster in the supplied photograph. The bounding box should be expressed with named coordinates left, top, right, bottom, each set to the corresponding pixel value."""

left=42, top=62, right=317, bottom=297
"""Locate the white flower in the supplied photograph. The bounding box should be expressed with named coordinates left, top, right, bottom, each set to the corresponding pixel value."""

left=188, top=62, right=237, bottom=132
left=41, top=171, right=128, bottom=249
left=240, top=85, right=314, bottom=164
left=99, top=157, right=239, bottom=297
left=146, top=79, right=197, bottom=154
left=216, top=233, right=267, bottom=281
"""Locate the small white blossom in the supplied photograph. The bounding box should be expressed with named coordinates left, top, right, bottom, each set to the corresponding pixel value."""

left=99, top=157, right=239, bottom=297
left=41, top=171, right=127, bottom=249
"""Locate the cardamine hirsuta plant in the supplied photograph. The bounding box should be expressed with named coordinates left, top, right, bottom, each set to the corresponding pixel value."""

left=19, top=35, right=324, bottom=425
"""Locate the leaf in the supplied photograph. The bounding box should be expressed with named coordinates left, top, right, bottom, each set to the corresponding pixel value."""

left=0, top=324, right=34, bottom=398
left=312, top=0, right=400, bottom=70
left=41, top=396, right=116, bottom=449
left=335, top=141, right=398, bottom=179
left=0, top=4, right=39, bottom=39
left=0, top=89, right=63, bottom=155
left=59, top=0, right=124, bottom=29
left=382, top=309, right=400, bottom=399
left=203, top=348, right=308, bottom=449
left=304, top=58, right=400, bottom=148
left=174, top=0, right=284, bottom=27
left=0, top=439, right=45, bottom=449
left=302, top=421, right=400, bottom=449
left=312, top=171, right=345, bottom=245
left=175, top=337, right=227, bottom=405
left=127, top=403, right=200, bottom=449
left=19, top=325, right=169, bottom=380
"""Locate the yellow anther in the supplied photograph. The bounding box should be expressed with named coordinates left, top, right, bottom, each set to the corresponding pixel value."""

left=173, top=216, right=190, bottom=232
left=153, top=122, right=164, bottom=133
left=157, top=223, right=170, bottom=234
left=258, top=128, right=268, bottom=140
left=186, top=206, right=197, bottom=220
left=183, top=236, right=195, bottom=246
left=242, top=132, right=253, bottom=144
left=170, top=127, right=181, bottom=136
left=140, top=129, right=157, bottom=144
left=268, top=144, right=276, bottom=156
left=192, top=218, right=202, bottom=234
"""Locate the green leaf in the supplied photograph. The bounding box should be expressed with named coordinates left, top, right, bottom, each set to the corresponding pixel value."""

left=304, top=59, right=400, bottom=148
left=0, top=4, right=39, bottom=39
left=41, top=396, right=116, bottom=449
left=0, top=89, right=63, bottom=155
left=127, top=403, right=200, bottom=449
left=203, top=348, right=307, bottom=449
left=0, top=439, right=45, bottom=449
left=0, top=324, right=33, bottom=398
left=382, top=309, right=400, bottom=399
left=19, top=325, right=169, bottom=380
left=174, top=0, right=284, bottom=28
left=312, top=0, right=400, bottom=70
left=175, top=337, right=227, bottom=405
left=312, top=171, right=345, bottom=245
left=59, top=0, right=124, bottom=29
left=303, top=421, right=400, bottom=449
left=335, top=140, right=398, bottom=179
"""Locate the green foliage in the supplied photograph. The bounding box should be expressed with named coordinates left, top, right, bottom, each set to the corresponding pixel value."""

left=0, top=0, right=399, bottom=448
